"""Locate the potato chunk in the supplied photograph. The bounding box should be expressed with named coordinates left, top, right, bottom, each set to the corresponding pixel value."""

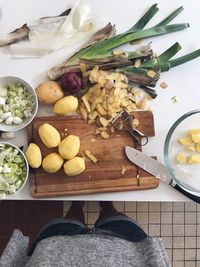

left=191, top=133, right=200, bottom=143
left=188, top=154, right=200, bottom=164
left=178, top=136, right=193, bottom=146
left=176, top=152, right=187, bottom=163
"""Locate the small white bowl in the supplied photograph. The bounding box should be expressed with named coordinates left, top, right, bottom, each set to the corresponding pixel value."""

left=0, top=142, right=29, bottom=198
left=0, top=76, right=38, bottom=132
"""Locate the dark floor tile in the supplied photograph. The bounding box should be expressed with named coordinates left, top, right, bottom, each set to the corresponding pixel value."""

left=0, top=225, right=12, bottom=238
left=0, top=201, right=13, bottom=213
left=24, top=214, right=40, bottom=226
left=13, top=212, right=25, bottom=225
left=0, top=212, right=13, bottom=225
left=13, top=200, right=29, bottom=213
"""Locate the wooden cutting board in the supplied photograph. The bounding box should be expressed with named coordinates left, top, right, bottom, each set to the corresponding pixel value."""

left=28, top=111, right=158, bottom=198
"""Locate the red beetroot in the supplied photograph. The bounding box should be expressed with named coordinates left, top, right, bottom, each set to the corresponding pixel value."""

left=60, top=71, right=83, bottom=95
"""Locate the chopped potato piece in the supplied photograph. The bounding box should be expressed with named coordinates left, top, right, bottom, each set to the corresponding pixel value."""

left=196, top=143, right=200, bottom=152
left=134, top=59, right=141, bottom=68
left=185, top=146, right=196, bottom=152
left=121, top=165, right=126, bottom=175
left=100, top=131, right=110, bottom=139
left=132, top=118, right=139, bottom=128
left=84, top=150, right=98, bottom=163
left=178, top=136, right=193, bottom=146
left=189, top=128, right=200, bottom=135
left=191, top=133, right=200, bottom=143
left=110, top=126, right=115, bottom=133
left=188, top=154, right=200, bottom=164
left=176, top=152, right=187, bottom=163
left=100, top=117, right=109, bottom=127
left=82, top=95, right=91, bottom=112
left=147, top=70, right=156, bottom=78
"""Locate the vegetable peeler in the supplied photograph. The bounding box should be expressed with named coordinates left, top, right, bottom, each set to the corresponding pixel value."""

left=112, top=111, right=148, bottom=146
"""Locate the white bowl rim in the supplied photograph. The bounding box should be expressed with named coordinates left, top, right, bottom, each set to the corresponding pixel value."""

left=0, top=141, right=29, bottom=198
left=0, top=76, right=38, bottom=132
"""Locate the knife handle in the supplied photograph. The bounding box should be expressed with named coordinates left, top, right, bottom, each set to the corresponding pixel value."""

left=173, top=184, right=200, bottom=204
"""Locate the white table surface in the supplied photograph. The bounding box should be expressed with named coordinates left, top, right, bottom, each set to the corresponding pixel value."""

left=0, top=0, right=200, bottom=201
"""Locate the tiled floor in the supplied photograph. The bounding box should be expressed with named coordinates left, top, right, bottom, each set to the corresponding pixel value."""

left=0, top=200, right=199, bottom=267
left=64, top=201, right=200, bottom=267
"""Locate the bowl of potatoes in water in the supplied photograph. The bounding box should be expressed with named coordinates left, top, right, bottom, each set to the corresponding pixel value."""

left=164, top=110, right=200, bottom=196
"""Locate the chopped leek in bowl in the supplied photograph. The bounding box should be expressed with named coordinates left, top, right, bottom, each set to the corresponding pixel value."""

left=0, top=76, right=38, bottom=132
left=0, top=142, right=29, bottom=198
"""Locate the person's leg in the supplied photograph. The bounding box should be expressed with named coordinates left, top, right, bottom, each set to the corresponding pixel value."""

left=28, top=201, right=87, bottom=256
left=65, top=201, right=85, bottom=224
left=94, top=201, right=147, bottom=242
left=96, top=201, right=125, bottom=224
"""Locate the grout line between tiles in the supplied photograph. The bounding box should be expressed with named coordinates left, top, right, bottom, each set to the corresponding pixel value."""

left=195, top=202, right=197, bottom=267
left=183, top=202, right=185, bottom=267
left=172, top=202, right=174, bottom=265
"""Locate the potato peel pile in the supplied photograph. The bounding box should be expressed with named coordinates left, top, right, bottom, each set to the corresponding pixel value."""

left=78, top=66, right=149, bottom=137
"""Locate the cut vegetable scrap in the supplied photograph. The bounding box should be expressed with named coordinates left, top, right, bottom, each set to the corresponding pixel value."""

left=185, top=146, right=196, bottom=152
left=9, top=0, right=105, bottom=58
left=196, top=143, right=200, bottom=152
left=176, top=152, right=187, bottom=163
left=191, top=133, right=200, bottom=143
left=178, top=136, right=193, bottom=146
left=189, top=128, right=200, bottom=135
left=160, top=82, right=168, bottom=89
left=171, top=96, right=178, bottom=103
left=147, top=70, right=156, bottom=78
left=100, top=131, right=110, bottom=139
left=78, top=66, right=149, bottom=134
left=121, top=165, right=127, bottom=175
left=84, top=150, right=97, bottom=163
left=188, top=154, right=200, bottom=164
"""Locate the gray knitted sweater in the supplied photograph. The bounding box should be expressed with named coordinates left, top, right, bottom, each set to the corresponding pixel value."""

left=0, top=230, right=170, bottom=267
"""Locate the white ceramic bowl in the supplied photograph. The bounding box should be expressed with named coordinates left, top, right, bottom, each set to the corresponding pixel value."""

left=0, top=142, right=29, bottom=198
left=0, top=76, right=38, bottom=132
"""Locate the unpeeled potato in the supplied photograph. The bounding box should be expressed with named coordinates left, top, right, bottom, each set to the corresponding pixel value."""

left=36, top=81, right=64, bottom=104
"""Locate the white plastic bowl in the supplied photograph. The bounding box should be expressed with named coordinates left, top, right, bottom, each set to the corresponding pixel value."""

left=0, top=142, right=29, bottom=198
left=0, top=76, right=38, bottom=132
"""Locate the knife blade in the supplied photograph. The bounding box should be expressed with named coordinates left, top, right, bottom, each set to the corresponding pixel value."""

left=125, top=146, right=172, bottom=184
left=125, top=146, right=200, bottom=203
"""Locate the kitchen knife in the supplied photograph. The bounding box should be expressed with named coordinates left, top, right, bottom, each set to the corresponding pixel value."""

left=125, top=146, right=200, bottom=204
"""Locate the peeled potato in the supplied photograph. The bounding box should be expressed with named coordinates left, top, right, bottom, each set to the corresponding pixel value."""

left=42, top=153, right=64, bottom=173
left=36, top=81, right=64, bottom=104
left=39, top=123, right=61, bottom=148
left=53, top=96, right=78, bottom=115
left=64, top=157, right=85, bottom=176
left=25, top=143, right=42, bottom=168
left=58, top=135, right=80, bottom=159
